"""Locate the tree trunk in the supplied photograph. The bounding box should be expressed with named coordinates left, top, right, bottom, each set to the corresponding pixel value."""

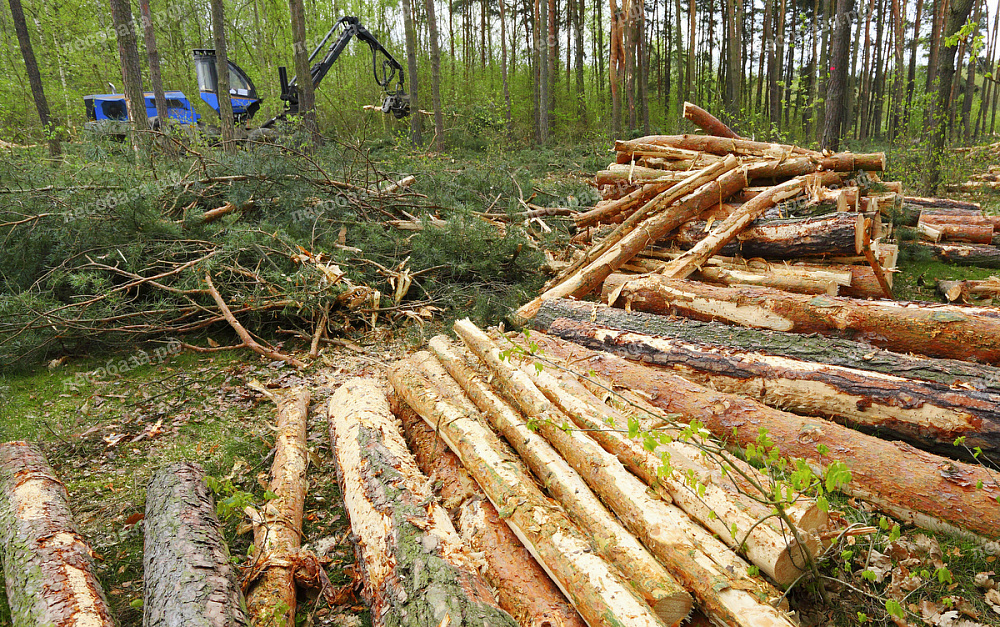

left=534, top=299, right=1000, bottom=394
left=415, top=344, right=693, bottom=624
left=518, top=332, right=1000, bottom=541
left=602, top=275, right=1000, bottom=363
left=394, top=399, right=587, bottom=627
left=0, top=442, right=114, bottom=627
left=245, top=388, right=310, bottom=627
left=821, top=0, right=853, bottom=149
left=107, top=0, right=149, bottom=155
left=329, top=379, right=517, bottom=627
left=499, top=0, right=513, bottom=131
left=402, top=0, right=422, bottom=145
left=387, top=358, right=675, bottom=627
left=538, top=0, right=550, bottom=142
left=922, top=242, right=1000, bottom=267
left=672, top=213, right=871, bottom=258
left=961, top=0, right=983, bottom=138
left=609, top=0, right=623, bottom=137
left=211, top=0, right=235, bottom=152
left=424, top=0, right=445, bottom=149
left=939, top=278, right=1000, bottom=302
left=8, top=0, right=59, bottom=156
left=925, top=0, right=977, bottom=193
left=143, top=462, right=249, bottom=626
left=543, top=317, right=1000, bottom=461
left=138, top=0, right=168, bottom=128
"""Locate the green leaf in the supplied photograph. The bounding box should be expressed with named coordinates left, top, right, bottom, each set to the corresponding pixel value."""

left=861, top=569, right=876, bottom=582
left=885, top=599, right=904, bottom=619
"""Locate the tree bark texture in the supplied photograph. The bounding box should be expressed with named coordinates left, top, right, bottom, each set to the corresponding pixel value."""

left=922, top=243, right=1000, bottom=268
left=245, top=387, right=310, bottom=627
left=387, top=358, right=674, bottom=627
left=143, top=462, right=249, bottom=627
left=0, top=442, right=114, bottom=627
left=533, top=299, right=1000, bottom=395
left=417, top=343, right=693, bottom=625
left=211, top=0, right=235, bottom=150
left=671, top=213, right=868, bottom=258
left=107, top=0, right=150, bottom=150
left=329, top=378, right=516, bottom=627
left=8, top=0, right=60, bottom=156
left=602, top=275, right=1000, bottom=363
left=394, top=399, right=587, bottom=627
left=542, top=317, right=1000, bottom=461
left=513, top=332, right=1000, bottom=541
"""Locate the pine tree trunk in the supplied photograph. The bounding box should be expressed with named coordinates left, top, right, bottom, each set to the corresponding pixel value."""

left=603, top=275, right=1000, bottom=363
left=107, top=0, right=149, bottom=155
left=143, top=462, right=249, bottom=627
left=424, top=0, right=445, bottom=149
left=138, top=0, right=168, bottom=127
left=821, top=0, right=853, bottom=149
left=245, top=388, right=310, bottom=627
left=402, top=0, right=422, bottom=145
left=212, top=0, right=235, bottom=151
left=8, top=0, right=59, bottom=156
left=329, top=379, right=517, bottom=627
left=0, top=442, right=115, bottom=627
left=394, top=399, right=587, bottom=627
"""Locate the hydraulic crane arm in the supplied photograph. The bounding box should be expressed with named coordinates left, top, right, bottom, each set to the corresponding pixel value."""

left=280, top=16, right=410, bottom=120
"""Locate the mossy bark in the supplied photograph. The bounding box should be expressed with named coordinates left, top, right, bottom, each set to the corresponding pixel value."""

left=0, top=442, right=114, bottom=627
left=143, top=462, right=249, bottom=627
left=329, top=378, right=517, bottom=627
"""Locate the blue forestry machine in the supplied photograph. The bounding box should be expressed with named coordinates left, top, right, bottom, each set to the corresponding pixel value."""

left=84, top=16, right=409, bottom=136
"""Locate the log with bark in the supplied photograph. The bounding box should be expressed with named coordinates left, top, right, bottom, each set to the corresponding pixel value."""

left=616, top=135, right=823, bottom=159
left=514, top=159, right=747, bottom=323
left=903, top=196, right=981, bottom=211
left=441, top=327, right=797, bottom=626
left=625, top=256, right=847, bottom=296
left=671, top=213, right=871, bottom=259
left=921, top=243, right=1000, bottom=268
left=682, top=101, right=742, bottom=138
left=657, top=177, right=807, bottom=279
left=0, top=442, right=115, bottom=627
left=329, top=378, right=518, bottom=627
left=245, top=387, right=310, bottom=627
left=938, top=277, right=1000, bottom=303
left=414, top=344, right=693, bottom=624
left=613, top=143, right=724, bottom=165
left=513, top=332, right=1000, bottom=541
left=576, top=179, right=679, bottom=228
left=602, top=274, right=1000, bottom=363
left=387, top=358, right=679, bottom=627
left=532, top=299, right=1000, bottom=395
left=393, top=398, right=587, bottom=627
left=540, top=316, right=1000, bottom=460
left=594, top=165, right=689, bottom=186
left=144, top=462, right=249, bottom=627
left=917, top=213, right=995, bottom=244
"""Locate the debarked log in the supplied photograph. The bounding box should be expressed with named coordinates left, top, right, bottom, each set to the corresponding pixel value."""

left=518, top=332, right=1000, bottom=541
left=143, top=462, right=249, bottom=627
left=532, top=299, right=1000, bottom=395
left=938, top=278, right=1000, bottom=303
left=682, top=102, right=742, bottom=138
left=417, top=343, right=693, bottom=625
left=541, top=317, right=1000, bottom=461
left=602, top=274, right=1000, bottom=364
left=245, top=387, right=310, bottom=627
left=387, top=359, right=676, bottom=627
left=0, top=442, right=115, bottom=627
left=394, top=398, right=587, bottom=627
left=329, top=378, right=516, bottom=627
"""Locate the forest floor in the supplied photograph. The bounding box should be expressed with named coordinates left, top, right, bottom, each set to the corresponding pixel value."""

left=2, top=135, right=1000, bottom=626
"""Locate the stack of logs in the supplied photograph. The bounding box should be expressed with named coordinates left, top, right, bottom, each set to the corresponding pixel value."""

left=515, top=102, right=899, bottom=325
